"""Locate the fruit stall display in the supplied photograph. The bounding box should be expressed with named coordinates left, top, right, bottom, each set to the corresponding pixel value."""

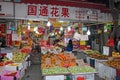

left=20, top=46, right=31, bottom=54
left=88, top=54, right=108, bottom=60
left=12, top=52, right=27, bottom=63
left=41, top=53, right=76, bottom=69
left=41, top=52, right=97, bottom=79
left=105, top=60, right=120, bottom=69
left=68, top=66, right=96, bottom=74
left=83, top=50, right=108, bottom=60
left=42, top=66, right=69, bottom=75
left=0, top=50, right=30, bottom=80
left=112, top=52, right=120, bottom=58
left=83, top=50, right=100, bottom=55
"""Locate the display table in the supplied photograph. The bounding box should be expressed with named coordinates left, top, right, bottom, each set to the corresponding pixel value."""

left=0, top=54, right=30, bottom=80
left=1, top=70, right=20, bottom=80
left=94, top=60, right=116, bottom=80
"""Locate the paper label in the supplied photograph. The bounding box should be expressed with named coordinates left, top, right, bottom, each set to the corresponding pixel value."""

left=46, top=75, right=64, bottom=80
left=103, top=46, right=109, bottom=56
left=45, top=58, right=51, bottom=65
left=6, top=53, right=12, bottom=60
left=80, top=41, right=86, bottom=45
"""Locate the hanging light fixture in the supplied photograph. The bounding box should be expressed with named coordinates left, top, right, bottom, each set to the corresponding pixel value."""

left=51, top=33, right=55, bottom=36
left=60, top=27, right=63, bottom=31
left=87, top=29, right=91, bottom=35
left=68, top=26, right=71, bottom=31
left=28, top=22, right=30, bottom=30
left=47, top=21, right=51, bottom=27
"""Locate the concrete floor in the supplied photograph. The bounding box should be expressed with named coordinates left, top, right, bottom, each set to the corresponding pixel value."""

left=22, top=64, right=42, bottom=80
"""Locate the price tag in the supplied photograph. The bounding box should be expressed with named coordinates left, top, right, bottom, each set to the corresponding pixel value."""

left=55, top=60, right=61, bottom=65
left=80, top=35, right=88, bottom=40
left=73, top=32, right=80, bottom=40
left=103, top=46, right=109, bottom=56
left=80, top=41, right=86, bottom=45
left=12, top=34, right=21, bottom=41
left=6, top=53, right=12, bottom=60
left=70, top=54, right=75, bottom=59
left=46, top=75, right=64, bottom=80
left=76, top=59, right=84, bottom=64
left=45, top=58, right=51, bottom=65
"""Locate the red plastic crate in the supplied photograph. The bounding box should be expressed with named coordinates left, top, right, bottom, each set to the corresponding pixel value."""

left=77, top=77, right=85, bottom=80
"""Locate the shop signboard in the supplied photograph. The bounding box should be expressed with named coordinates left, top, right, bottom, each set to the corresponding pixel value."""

left=0, top=2, right=13, bottom=18
left=15, top=3, right=100, bottom=22
left=0, top=2, right=111, bottom=22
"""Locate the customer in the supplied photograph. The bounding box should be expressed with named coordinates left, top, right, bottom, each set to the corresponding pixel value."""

left=66, top=39, right=73, bottom=52
left=117, top=37, right=120, bottom=52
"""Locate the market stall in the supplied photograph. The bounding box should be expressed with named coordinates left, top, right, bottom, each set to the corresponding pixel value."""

left=41, top=50, right=97, bottom=80
left=0, top=47, right=31, bottom=80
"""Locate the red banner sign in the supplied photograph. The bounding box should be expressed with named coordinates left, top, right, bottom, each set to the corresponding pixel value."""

left=6, top=34, right=12, bottom=47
